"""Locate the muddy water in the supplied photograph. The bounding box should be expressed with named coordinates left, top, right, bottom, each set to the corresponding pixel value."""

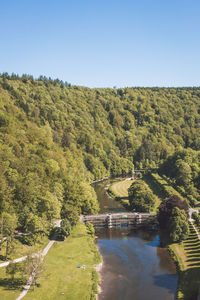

left=93, top=179, right=178, bottom=300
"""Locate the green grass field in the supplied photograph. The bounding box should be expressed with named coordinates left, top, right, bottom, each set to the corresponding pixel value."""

left=0, top=223, right=101, bottom=300
left=25, top=222, right=101, bottom=300
left=109, top=179, right=133, bottom=198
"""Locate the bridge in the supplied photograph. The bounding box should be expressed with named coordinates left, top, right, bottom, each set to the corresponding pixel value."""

left=80, top=212, right=157, bottom=228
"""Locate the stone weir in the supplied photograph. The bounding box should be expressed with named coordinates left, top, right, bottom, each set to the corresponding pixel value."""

left=80, top=212, right=157, bottom=228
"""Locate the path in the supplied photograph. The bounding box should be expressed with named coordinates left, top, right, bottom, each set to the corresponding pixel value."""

left=15, top=219, right=61, bottom=300
left=0, top=255, right=27, bottom=268
left=15, top=240, right=56, bottom=300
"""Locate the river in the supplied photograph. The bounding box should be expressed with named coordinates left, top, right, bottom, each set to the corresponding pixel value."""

left=92, top=178, right=178, bottom=300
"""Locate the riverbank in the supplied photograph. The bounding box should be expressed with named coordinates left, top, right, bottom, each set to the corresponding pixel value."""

left=107, top=178, right=133, bottom=209
left=108, top=177, right=162, bottom=213
left=168, top=223, right=200, bottom=299
left=24, top=222, right=101, bottom=300
left=0, top=222, right=101, bottom=300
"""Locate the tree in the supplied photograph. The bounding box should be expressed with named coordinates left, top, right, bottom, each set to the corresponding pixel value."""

left=192, top=212, right=200, bottom=227
left=38, top=192, right=61, bottom=221
left=157, top=195, right=188, bottom=230
left=168, top=207, right=189, bottom=242
left=24, top=252, right=43, bottom=290
left=60, top=219, right=71, bottom=237
left=0, top=212, right=17, bottom=257
left=128, top=181, right=156, bottom=212
left=25, top=213, right=45, bottom=233
left=61, top=204, right=79, bottom=227
left=175, top=159, right=192, bottom=186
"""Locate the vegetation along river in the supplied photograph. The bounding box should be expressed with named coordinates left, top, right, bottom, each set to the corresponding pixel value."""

left=93, top=179, right=178, bottom=300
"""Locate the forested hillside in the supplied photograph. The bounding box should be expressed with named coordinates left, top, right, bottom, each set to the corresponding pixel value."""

left=0, top=73, right=200, bottom=229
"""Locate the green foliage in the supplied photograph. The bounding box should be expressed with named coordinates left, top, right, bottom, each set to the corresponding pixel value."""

left=0, top=212, right=17, bottom=237
left=150, top=173, right=182, bottom=200
left=192, top=212, right=200, bottom=227
left=61, top=204, right=80, bottom=227
left=91, top=270, right=99, bottom=295
left=169, top=207, right=189, bottom=242
left=160, top=149, right=200, bottom=205
left=60, top=219, right=71, bottom=237
left=0, top=75, right=200, bottom=230
left=86, top=222, right=95, bottom=238
left=128, top=181, right=156, bottom=212
left=6, top=261, right=23, bottom=280
left=158, top=195, right=188, bottom=230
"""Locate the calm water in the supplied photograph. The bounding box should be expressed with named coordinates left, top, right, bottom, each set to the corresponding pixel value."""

left=92, top=178, right=126, bottom=213
left=93, top=179, right=178, bottom=300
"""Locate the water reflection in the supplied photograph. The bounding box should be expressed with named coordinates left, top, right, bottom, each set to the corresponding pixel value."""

left=93, top=180, right=178, bottom=300
left=96, top=228, right=177, bottom=300
left=92, top=178, right=126, bottom=213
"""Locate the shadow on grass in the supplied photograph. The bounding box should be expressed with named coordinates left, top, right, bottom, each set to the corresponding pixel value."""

left=115, top=196, right=131, bottom=210
left=186, top=257, right=200, bottom=263
left=187, top=253, right=200, bottom=258
left=178, top=267, right=200, bottom=299
left=143, top=175, right=166, bottom=200
left=0, top=255, right=9, bottom=262
left=0, top=278, right=25, bottom=290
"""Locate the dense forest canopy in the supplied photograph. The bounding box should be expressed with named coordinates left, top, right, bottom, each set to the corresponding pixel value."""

left=0, top=73, right=200, bottom=229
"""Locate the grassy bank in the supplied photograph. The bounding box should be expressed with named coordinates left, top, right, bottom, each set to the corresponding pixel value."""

left=168, top=224, right=200, bottom=299
left=25, top=222, right=101, bottom=300
left=108, top=179, right=132, bottom=208
left=0, top=222, right=101, bottom=300
left=109, top=177, right=161, bottom=212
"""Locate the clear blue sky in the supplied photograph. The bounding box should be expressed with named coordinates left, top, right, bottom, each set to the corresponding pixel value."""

left=0, top=0, right=200, bottom=87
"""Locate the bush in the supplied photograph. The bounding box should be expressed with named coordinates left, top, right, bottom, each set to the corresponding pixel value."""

left=192, top=212, right=200, bottom=227
left=86, top=222, right=95, bottom=238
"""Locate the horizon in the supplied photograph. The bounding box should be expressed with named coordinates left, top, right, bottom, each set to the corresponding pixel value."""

left=0, top=0, right=200, bottom=87
left=1, top=72, right=200, bottom=89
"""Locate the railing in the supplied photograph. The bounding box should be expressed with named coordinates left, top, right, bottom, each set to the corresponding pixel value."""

left=81, top=212, right=157, bottom=228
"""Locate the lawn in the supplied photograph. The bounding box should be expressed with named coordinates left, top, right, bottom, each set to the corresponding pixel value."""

left=25, top=222, right=101, bottom=300
left=109, top=179, right=133, bottom=198
left=0, top=223, right=101, bottom=300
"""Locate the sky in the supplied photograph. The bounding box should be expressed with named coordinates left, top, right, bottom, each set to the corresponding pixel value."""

left=0, top=0, right=200, bottom=87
